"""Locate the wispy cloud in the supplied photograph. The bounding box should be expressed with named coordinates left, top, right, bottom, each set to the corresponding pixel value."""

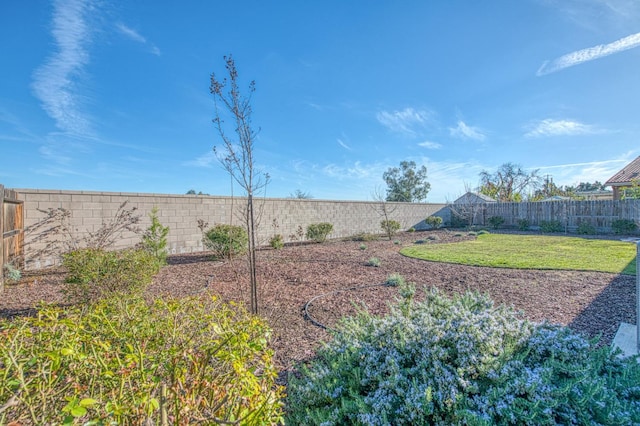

left=524, top=118, right=597, bottom=137
left=183, top=151, right=217, bottom=168
left=116, top=22, right=161, bottom=56
left=535, top=157, right=632, bottom=185
left=449, top=120, right=486, bottom=141
left=31, top=0, right=96, bottom=137
left=337, top=138, right=353, bottom=151
left=418, top=140, right=442, bottom=149
left=376, top=108, right=432, bottom=136
left=537, top=31, right=640, bottom=75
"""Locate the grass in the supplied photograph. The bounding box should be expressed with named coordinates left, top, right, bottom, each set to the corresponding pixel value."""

left=400, top=233, right=637, bottom=275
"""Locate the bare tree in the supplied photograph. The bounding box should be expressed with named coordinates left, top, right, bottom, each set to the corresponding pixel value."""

left=210, top=55, right=269, bottom=315
left=372, top=187, right=399, bottom=239
left=479, top=162, right=541, bottom=202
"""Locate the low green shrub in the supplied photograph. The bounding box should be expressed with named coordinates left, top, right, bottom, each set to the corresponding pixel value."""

left=359, top=243, right=367, bottom=251
left=306, top=222, right=334, bottom=243
left=425, top=215, right=443, bottom=229
left=63, top=248, right=159, bottom=302
left=384, top=273, right=405, bottom=287
left=577, top=222, right=597, bottom=235
left=348, top=232, right=378, bottom=242
left=140, top=207, right=169, bottom=266
left=366, top=257, right=381, bottom=267
left=518, top=218, right=530, bottom=231
left=427, top=234, right=440, bottom=241
left=380, top=219, right=401, bottom=239
left=270, top=234, right=285, bottom=249
left=450, top=214, right=469, bottom=228
left=286, top=289, right=640, bottom=425
left=540, top=220, right=563, bottom=233
left=2, top=263, right=21, bottom=283
left=407, top=227, right=416, bottom=232
left=393, top=240, right=400, bottom=245
left=203, top=223, right=248, bottom=258
left=0, top=295, right=284, bottom=425
left=612, top=219, right=638, bottom=235
left=488, top=215, right=505, bottom=229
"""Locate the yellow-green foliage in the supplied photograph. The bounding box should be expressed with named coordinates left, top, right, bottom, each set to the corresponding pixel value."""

left=0, top=295, right=284, bottom=425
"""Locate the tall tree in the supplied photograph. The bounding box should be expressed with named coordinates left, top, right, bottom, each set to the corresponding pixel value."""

left=479, top=162, right=541, bottom=202
left=531, top=176, right=573, bottom=200
left=210, top=55, right=268, bottom=315
left=383, top=160, right=430, bottom=202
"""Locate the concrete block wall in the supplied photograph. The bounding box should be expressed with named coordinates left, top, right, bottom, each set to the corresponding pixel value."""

left=16, top=189, right=449, bottom=269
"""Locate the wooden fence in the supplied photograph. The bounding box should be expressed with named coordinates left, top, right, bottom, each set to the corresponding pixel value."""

left=483, top=199, right=640, bottom=232
left=0, top=185, right=24, bottom=290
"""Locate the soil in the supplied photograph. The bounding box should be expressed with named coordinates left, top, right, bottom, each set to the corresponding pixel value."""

left=1, top=230, right=636, bottom=377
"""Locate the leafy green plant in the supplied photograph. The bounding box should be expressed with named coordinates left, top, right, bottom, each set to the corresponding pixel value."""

left=425, top=215, right=443, bottom=229
left=540, top=220, right=563, bottom=233
left=366, top=257, right=381, bottom=267
left=427, top=234, right=440, bottom=241
left=141, top=206, right=170, bottom=266
left=286, top=289, right=640, bottom=425
left=577, top=221, right=597, bottom=235
left=2, top=263, right=21, bottom=283
left=518, top=218, right=530, bottom=231
left=393, top=240, right=400, bottom=245
left=306, top=222, right=334, bottom=243
left=0, top=295, right=284, bottom=425
left=63, top=248, right=159, bottom=302
left=384, top=273, right=405, bottom=287
left=380, top=219, right=401, bottom=239
left=348, top=232, right=378, bottom=242
left=202, top=223, right=248, bottom=258
left=270, top=234, right=284, bottom=249
left=612, top=218, right=638, bottom=235
left=488, top=215, right=505, bottom=229
left=408, top=227, right=416, bottom=232
left=359, top=243, right=367, bottom=250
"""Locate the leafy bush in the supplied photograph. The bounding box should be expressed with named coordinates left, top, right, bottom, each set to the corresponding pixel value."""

left=612, top=218, right=638, bottom=235
left=2, top=263, right=21, bottom=283
left=286, top=289, right=640, bottom=425
left=393, top=240, right=400, bottom=245
left=366, top=257, right=381, bottom=267
left=427, top=234, right=440, bottom=241
left=577, top=222, right=597, bottom=235
left=140, top=206, right=169, bottom=266
left=63, top=248, right=159, bottom=302
left=0, top=295, right=284, bottom=425
left=270, top=234, right=284, bottom=249
left=306, top=222, right=334, bottom=243
left=203, top=223, right=248, bottom=258
left=488, top=215, right=505, bottom=229
left=380, top=219, right=401, bottom=239
left=425, top=215, right=443, bottom=229
left=517, top=218, right=530, bottom=231
left=408, top=227, right=416, bottom=232
left=540, top=220, right=563, bottom=233
left=384, top=273, right=405, bottom=287
left=348, top=232, right=378, bottom=242
left=359, top=243, right=367, bottom=251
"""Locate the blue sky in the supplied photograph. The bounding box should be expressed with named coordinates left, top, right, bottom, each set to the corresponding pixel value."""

left=2, top=0, right=639, bottom=202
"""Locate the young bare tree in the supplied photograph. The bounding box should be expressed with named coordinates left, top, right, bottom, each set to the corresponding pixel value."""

left=210, top=55, right=269, bottom=315
left=372, top=187, right=399, bottom=239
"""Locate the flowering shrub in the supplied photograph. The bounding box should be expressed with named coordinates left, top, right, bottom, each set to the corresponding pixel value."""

left=0, top=295, right=284, bottom=425
left=286, top=286, right=640, bottom=425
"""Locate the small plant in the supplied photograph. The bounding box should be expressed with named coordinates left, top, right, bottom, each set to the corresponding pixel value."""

left=384, top=273, right=405, bottom=287
left=488, top=215, right=505, bottom=229
left=518, top=218, right=530, bottom=231
left=408, top=227, right=416, bottom=232
left=270, top=234, right=285, bottom=249
left=425, top=215, right=443, bottom=229
left=288, top=225, right=305, bottom=242
left=476, top=229, right=490, bottom=235
left=577, top=222, right=597, bottom=235
left=306, top=222, right=334, bottom=243
left=349, top=232, right=378, bottom=242
left=366, top=257, right=381, bottom=267
left=141, top=206, right=170, bottom=266
left=427, top=234, right=440, bottom=241
left=415, top=239, right=426, bottom=244
left=380, top=219, right=401, bottom=239
left=393, top=240, right=400, bottom=245
left=359, top=243, right=367, bottom=250
left=540, top=220, right=563, bottom=233
left=612, top=218, right=638, bottom=235
left=454, top=232, right=463, bottom=237
left=202, top=223, right=248, bottom=259
left=3, top=263, right=21, bottom=283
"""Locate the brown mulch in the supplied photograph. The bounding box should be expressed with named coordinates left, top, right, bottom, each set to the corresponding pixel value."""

left=1, top=230, right=636, bottom=375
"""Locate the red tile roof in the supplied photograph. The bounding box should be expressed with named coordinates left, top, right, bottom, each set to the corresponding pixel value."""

left=606, top=156, right=640, bottom=185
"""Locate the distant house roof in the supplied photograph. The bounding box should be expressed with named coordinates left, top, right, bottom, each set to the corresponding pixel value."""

left=453, top=192, right=497, bottom=204
left=539, top=195, right=571, bottom=202
left=606, top=156, right=640, bottom=186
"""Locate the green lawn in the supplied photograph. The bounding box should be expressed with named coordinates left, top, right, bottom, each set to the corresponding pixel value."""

left=400, top=233, right=638, bottom=275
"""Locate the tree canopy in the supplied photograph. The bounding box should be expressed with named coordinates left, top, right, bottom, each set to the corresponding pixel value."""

left=383, top=161, right=430, bottom=202
left=478, top=162, right=541, bottom=202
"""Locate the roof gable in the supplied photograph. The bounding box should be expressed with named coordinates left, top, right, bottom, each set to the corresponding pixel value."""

left=606, top=156, right=640, bottom=186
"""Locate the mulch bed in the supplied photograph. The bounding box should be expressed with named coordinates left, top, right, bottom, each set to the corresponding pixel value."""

left=1, top=230, right=636, bottom=375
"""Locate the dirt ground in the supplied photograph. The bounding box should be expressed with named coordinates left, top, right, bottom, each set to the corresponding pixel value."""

left=1, top=230, right=635, bottom=374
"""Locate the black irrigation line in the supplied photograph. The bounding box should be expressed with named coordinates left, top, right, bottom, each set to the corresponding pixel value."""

left=302, top=283, right=389, bottom=331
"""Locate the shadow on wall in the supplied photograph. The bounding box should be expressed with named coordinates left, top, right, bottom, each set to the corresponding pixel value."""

left=410, top=206, right=451, bottom=230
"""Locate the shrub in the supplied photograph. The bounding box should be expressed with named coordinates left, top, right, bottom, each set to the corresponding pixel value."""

left=306, top=222, right=334, bottom=243
left=476, top=229, right=490, bottom=235
left=540, top=220, right=563, bottom=233
left=270, top=234, right=285, bottom=249
left=203, top=224, right=248, bottom=258
left=286, top=289, right=640, bottom=425
left=577, top=221, right=597, bottom=235
left=348, top=232, right=378, bottom=242
left=518, top=218, right=530, bottom=231
left=63, top=248, right=159, bottom=302
left=366, top=257, right=381, bottom=267
left=359, top=243, right=367, bottom=250
left=450, top=214, right=469, bottom=228
left=393, top=240, right=400, bottom=245
left=488, top=215, right=505, bottom=229
left=384, top=273, right=405, bottom=287
left=427, top=234, right=440, bottom=241
left=2, top=263, right=21, bottom=283
left=408, top=227, right=416, bottom=232
left=140, top=206, right=169, bottom=266
left=612, top=219, right=638, bottom=235
left=0, top=295, right=284, bottom=425
left=425, top=215, right=443, bottom=229
left=380, top=219, right=401, bottom=239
